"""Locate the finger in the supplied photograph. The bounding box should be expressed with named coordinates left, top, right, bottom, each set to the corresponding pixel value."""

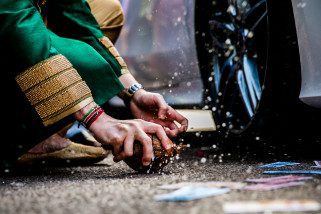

left=114, top=133, right=134, bottom=162
left=113, top=151, right=126, bottom=162
left=113, top=145, right=126, bottom=162
left=153, top=95, right=169, bottom=120
left=145, top=123, right=173, bottom=150
left=135, top=130, right=154, bottom=166
left=164, top=122, right=180, bottom=137
left=123, top=133, right=134, bottom=157
left=113, top=144, right=123, bottom=157
left=167, top=107, right=188, bottom=132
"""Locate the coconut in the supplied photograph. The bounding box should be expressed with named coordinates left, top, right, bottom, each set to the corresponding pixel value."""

left=124, top=135, right=186, bottom=173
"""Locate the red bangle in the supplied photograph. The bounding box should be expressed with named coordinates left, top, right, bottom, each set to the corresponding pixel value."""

left=86, top=108, right=104, bottom=128
left=80, top=106, right=104, bottom=128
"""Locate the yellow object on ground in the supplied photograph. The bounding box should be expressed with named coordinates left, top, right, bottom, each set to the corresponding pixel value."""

left=177, top=110, right=216, bottom=132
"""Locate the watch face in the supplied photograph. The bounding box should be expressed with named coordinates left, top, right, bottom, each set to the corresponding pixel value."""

left=129, top=83, right=143, bottom=94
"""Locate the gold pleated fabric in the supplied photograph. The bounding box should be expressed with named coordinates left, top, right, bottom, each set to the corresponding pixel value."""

left=100, top=36, right=130, bottom=75
left=16, top=54, right=93, bottom=126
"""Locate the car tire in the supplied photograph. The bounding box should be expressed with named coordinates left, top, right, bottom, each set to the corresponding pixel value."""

left=196, top=0, right=304, bottom=153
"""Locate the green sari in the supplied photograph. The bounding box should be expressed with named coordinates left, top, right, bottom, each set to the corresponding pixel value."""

left=0, top=0, right=127, bottom=169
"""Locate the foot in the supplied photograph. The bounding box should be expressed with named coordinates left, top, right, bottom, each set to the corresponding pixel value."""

left=28, top=134, right=71, bottom=154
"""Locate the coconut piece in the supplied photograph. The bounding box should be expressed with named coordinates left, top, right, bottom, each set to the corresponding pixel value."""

left=124, top=135, right=186, bottom=173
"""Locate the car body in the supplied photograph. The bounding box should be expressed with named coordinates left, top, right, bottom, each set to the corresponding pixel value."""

left=291, top=0, right=321, bottom=108
left=114, top=0, right=321, bottom=136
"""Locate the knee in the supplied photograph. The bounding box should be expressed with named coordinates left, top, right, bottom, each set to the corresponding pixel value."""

left=89, top=0, right=124, bottom=28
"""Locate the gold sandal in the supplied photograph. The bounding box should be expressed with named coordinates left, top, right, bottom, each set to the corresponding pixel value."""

left=17, top=142, right=108, bottom=166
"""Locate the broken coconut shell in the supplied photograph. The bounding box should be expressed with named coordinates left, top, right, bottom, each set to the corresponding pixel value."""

left=124, top=135, right=186, bottom=173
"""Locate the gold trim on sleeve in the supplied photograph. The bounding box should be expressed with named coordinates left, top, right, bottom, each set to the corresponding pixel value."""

left=25, top=68, right=82, bottom=105
left=121, top=69, right=130, bottom=75
left=100, top=36, right=113, bottom=49
left=43, top=97, right=94, bottom=126
left=100, top=36, right=130, bottom=74
left=16, top=55, right=72, bottom=92
left=15, top=54, right=94, bottom=126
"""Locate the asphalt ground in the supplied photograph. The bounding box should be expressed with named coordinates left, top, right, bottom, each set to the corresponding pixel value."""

left=0, top=145, right=320, bottom=214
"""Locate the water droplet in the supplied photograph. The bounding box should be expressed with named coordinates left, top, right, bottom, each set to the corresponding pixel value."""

left=203, top=105, right=209, bottom=110
left=200, top=158, right=207, bottom=163
left=227, top=5, right=237, bottom=16
left=247, top=31, right=254, bottom=38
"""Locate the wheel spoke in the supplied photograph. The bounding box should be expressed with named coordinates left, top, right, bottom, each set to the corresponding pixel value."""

left=214, top=49, right=239, bottom=95
left=213, top=56, right=221, bottom=92
left=243, top=55, right=262, bottom=100
left=237, top=70, right=254, bottom=117
left=242, top=55, right=262, bottom=108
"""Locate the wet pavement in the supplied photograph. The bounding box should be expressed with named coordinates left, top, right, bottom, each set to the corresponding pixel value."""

left=0, top=147, right=320, bottom=214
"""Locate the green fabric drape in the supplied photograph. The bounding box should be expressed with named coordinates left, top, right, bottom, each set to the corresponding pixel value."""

left=47, top=0, right=124, bottom=77
left=0, top=0, right=125, bottom=169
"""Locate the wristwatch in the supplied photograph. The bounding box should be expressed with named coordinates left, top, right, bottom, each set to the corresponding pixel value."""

left=128, top=83, right=143, bottom=95
left=118, top=83, right=144, bottom=104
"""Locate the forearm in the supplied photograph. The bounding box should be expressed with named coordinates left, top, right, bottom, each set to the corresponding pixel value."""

left=118, top=73, right=139, bottom=88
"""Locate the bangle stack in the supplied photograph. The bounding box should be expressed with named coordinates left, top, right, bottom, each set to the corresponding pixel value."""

left=79, top=105, right=104, bottom=128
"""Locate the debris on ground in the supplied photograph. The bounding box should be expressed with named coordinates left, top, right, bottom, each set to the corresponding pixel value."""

left=154, top=186, right=230, bottom=202
left=223, top=200, right=321, bottom=213
left=263, top=170, right=321, bottom=175
left=245, top=175, right=313, bottom=183
left=259, top=162, right=300, bottom=168
left=158, top=181, right=245, bottom=190
left=313, top=160, right=321, bottom=168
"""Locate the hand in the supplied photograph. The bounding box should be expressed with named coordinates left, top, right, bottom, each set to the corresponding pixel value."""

left=129, top=89, right=188, bottom=137
left=88, top=113, right=173, bottom=166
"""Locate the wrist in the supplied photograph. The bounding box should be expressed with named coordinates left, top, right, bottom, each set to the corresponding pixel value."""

left=132, top=88, right=146, bottom=100
left=118, top=83, right=144, bottom=104
left=74, top=102, right=98, bottom=121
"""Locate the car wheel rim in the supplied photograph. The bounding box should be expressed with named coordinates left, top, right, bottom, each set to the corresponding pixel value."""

left=209, top=0, right=268, bottom=134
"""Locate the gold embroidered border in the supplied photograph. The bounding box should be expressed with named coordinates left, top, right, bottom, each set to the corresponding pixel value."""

left=121, top=69, right=130, bottom=75
left=109, top=47, right=120, bottom=57
left=25, top=68, right=82, bottom=105
left=100, top=36, right=113, bottom=49
left=35, top=81, right=91, bottom=119
left=115, top=56, right=127, bottom=69
left=43, top=97, right=94, bottom=126
left=16, top=55, right=72, bottom=92
left=100, top=36, right=129, bottom=73
left=16, top=54, right=94, bottom=126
